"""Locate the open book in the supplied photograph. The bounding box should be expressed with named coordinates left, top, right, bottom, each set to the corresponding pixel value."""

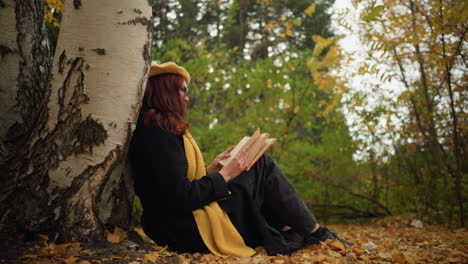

left=219, top=129, right=276, bottom=170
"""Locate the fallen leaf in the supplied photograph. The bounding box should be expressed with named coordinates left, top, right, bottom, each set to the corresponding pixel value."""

left=38, top=234, right=49, bottom=241
left=391, top=252, right=406, bottom=263
left=151, top=244, right=165, bottom=251
left=65, top=242, right=81, bottom=258
left=352, top=247, right=364, bottom=255
left=81, top=250, right=96, bottom=256
left=105, top=226, right=127, bottom=244
left=309, top=254, right=326, bottom=262
left=346, top=252, right=357, bottom=261
left=378, top=251, right=391, bottom=260
left=22, top=254, right=38, bottom=259
left=132, top=227, right=154, bottom=244
left=63, top=256, right=78, bottom=264
left=447, top=257, right=462, bottom=263
left=327, top=249, right=341, bottom=258
left=271, top=255, right=289, bottom=264
left=142, top=251, right=159, bottom=263
left=329, top=241, right=345, bottom=251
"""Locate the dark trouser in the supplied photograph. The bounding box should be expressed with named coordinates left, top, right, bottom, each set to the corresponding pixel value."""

left=224, top=154, right=317, bottom=249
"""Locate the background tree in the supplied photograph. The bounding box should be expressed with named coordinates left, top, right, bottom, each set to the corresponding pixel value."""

left=0, top=0, right=152, bottom=241
left=336, top=0, right=467, bottom=226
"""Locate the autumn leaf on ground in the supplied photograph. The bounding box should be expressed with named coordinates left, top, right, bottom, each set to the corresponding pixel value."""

left=141, top=251, right=159, bottom=263
left=133, top=226, right=154, bottom=244
left=81, top=250, right=96, bottom=256
left=63, top=256, right=78, bottom=264
left=105, top=226, right=127, bottom=244
left=40, top=241, right=81, bottom=258
left=329, top=241, right=345, bottom=251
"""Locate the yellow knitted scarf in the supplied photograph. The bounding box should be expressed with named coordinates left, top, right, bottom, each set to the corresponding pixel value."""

left=183, top=132, right=256, bottom=257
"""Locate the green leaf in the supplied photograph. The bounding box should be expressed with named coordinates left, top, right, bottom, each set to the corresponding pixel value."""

left=293, top=17, right=302, bottom=26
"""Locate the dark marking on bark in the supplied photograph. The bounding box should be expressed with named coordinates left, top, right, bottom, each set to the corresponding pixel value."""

left=73, top=0, right=81, bottom=9
left=59, top=50, right=67, bottom=75
left=91, top=48, right=106, bottom=55
left=117, top=10, right=123, bottom=14
left=4, top=0, right=52, bottom=157
left=57, top=57, right=87, bottom=121
left=0, top=45, right=17, bottom=58
left=74, top=116, right=107, bottom=154
left=85, top=64, right=90, bottom=70
left=142, top=43, right=150, bottom=63
left=83, top=94, right=90, bottom=104
left=78, top=47, right=84, bottom=52
left=118, top=16, right=151, bottom=29
left=133, top=8, right=142, bottom=14
left=95, top=123, right=133, bottom=229
left=5, top=122, right=27, bottom=144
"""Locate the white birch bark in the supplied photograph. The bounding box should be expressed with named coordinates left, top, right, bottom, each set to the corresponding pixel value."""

left=0, top=0, right=152, bottom=242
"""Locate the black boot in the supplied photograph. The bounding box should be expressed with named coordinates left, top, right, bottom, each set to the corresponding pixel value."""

left=304, top=227, right=354, bottom=247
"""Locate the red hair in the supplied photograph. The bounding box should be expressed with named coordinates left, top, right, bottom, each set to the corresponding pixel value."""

left=140, top=74, right=189, bottom=135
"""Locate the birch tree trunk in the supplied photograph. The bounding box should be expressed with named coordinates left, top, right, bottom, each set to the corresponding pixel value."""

left=0, top=0, right=152, bottom=242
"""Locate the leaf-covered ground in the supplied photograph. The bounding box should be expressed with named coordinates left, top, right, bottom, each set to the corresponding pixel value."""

left=2, top=216, right=467, bottom=264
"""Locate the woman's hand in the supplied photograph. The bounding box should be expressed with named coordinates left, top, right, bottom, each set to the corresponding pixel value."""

left=206, top=146, right=235, bottom=175
left=219, top=145, right=250, bottom=182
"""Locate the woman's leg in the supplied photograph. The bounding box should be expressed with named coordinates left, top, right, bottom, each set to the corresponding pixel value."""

left=241, top=154, right=318, bottom=236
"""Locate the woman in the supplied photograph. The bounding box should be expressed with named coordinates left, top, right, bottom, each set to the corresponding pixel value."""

left=129, top=62, right=351, bottom=257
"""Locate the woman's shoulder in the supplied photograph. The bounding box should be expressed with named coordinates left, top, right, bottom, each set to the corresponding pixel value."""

left=134, top=124, right=183, bottom=146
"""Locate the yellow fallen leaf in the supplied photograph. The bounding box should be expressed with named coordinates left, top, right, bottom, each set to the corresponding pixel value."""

left=64, top=242, right=81, bottom=258
left=330, top=241, right=345, bottom=251
left=105, top=226, right=127, bottom=244
left=327, top=249, right=341, bottom=257
left=142, top=251, right=159, bottom=263
left=310, top=254, right=326, bottom=262
left=38, top=234, right=49, bottom=241
left=81, top=250, right=96, bottom=256
left=63, top=256, right=78, bottom=264
left=352, top=247, right=364, bottom=255
left=378, top=251, right=392, bottom=259
left=40, top=242, right=70, bottom=257
left=133, top=227, right=154, bottom=244
left=151, top=244, right=165, bottom=251
left=22, top=254, right=38, bottom=259
left=346, top=252, right=357, bottom=261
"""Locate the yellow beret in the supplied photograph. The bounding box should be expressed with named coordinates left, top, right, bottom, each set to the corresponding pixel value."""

left=148, top=62, right=191, bottom=85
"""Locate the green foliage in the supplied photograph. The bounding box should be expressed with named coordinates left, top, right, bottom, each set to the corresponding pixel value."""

left=337, top=0, right=467, bottom=226
left=131, top=195, right=143, bottom=226
left=44, top=0, right=63, bottom=54
left=150, top=0, right=399, bottom=224
left=150, top=0, right=468, bottom=225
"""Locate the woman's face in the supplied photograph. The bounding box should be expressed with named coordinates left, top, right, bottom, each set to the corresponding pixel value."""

left=179, top=80, right=189, bottom=104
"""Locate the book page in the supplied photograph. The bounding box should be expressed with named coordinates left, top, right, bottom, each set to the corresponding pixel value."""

left=219, top=129, right=261, bottom=166
left=219, top=136, right=250, bottom=166
left=245, top=133, right=269, bottom=165
left=247, top=138, right=276, bottom=170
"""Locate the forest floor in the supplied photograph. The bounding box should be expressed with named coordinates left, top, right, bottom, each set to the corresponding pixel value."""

left=1, top=216, right=466, bottom=264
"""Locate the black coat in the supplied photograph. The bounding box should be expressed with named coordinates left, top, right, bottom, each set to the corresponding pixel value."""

left=129, top=123, right=297, bottom=255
